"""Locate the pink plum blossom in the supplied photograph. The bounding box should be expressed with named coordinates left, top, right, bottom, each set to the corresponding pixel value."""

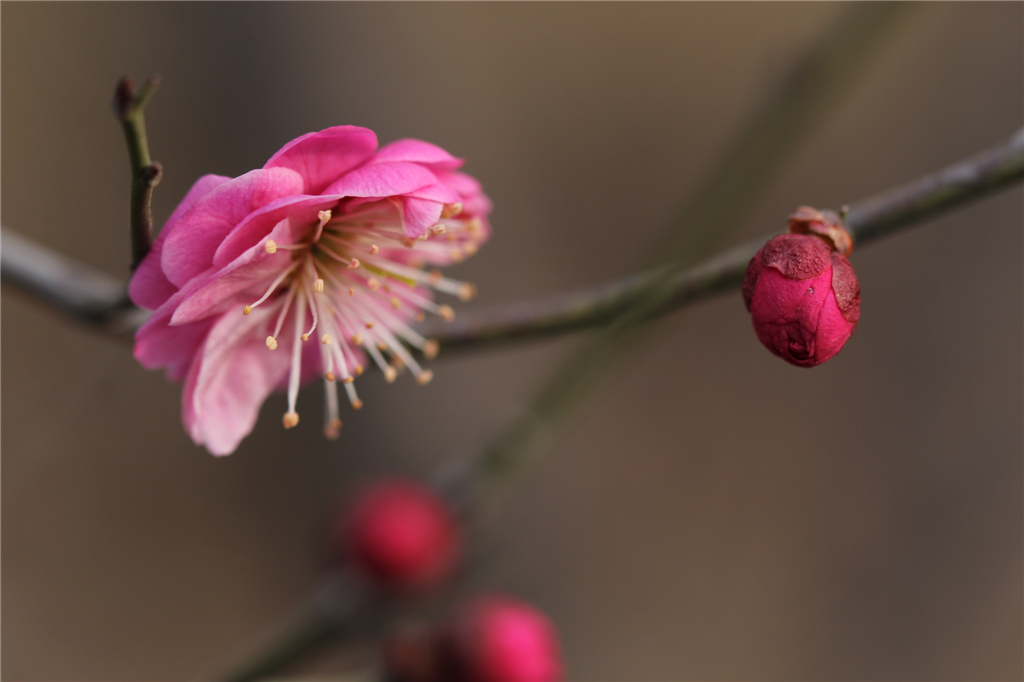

left=742, top=208, right=860, bottom=367
left=130, top=126, right=490, bottom=455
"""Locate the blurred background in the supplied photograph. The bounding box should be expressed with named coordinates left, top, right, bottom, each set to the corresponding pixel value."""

left=2, top=3, right=1022, bottom=680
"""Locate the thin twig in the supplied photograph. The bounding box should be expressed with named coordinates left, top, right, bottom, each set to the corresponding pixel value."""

left=114, top=75, right=164, bottom=271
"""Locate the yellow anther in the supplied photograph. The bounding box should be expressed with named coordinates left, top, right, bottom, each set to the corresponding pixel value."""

left=467, top=218, right=482, bottom=234
left=352, top=399, right=364, bottom=410
left=416, top=370, right=434, bottom=385
left=265, top=240, right=278, bottom=254
left=441, top=202, right=462, bottom=219
left=458, top=283, right=477, bottom=301
left=417, top=232, right=429, bottom=241
left=464, top=243, right=478, bottom=257
left=424, top=339, right=439, bottom=359
left=348, top=288, right=355, bottom=296
left=266, top=336, right=278, bottom=350
left=325, top=371, right=335, bottom=381
left=377, top=342, right=388, bottom=352
left=428, top=269, right=442, bottom=285
left=401, top=237, right=416, bottom=248
left=391, top=357, right=405, bottom=371
left=415, top=312, right=426, bottom=322
left=318, top=209, right=332, bottom=223
left=343, top=376, right=354, bottom=384
left=368, top=278, right=381, bottom=290
left=301, top=333, right=310, bottom=342
left=282, top=412, right=299, bottom=429
left=324, top=418, right=342, bottom=440
left=384, top=366, right=397, bottom=383
left=365, top=321, right=375, bottom=329
left=314, top=278, right=325, bottom=293
left=354, top=364, right=364, bottom=376
left=390, top=296, right=402, bottom=309
left=369, top=244, right=380, bottom=255
left=348, top=258, right=361, bottom=269
left=439, top=305, right=455, bottom=322
left=243, top=305, right=252, bottom=315
left=431, top=224, right=447, bottom=235
left=450, top=249, right=465, bottom=263
left=321, top=334, right=332, bottom=345
left=350, top=334, right=363, bottom=346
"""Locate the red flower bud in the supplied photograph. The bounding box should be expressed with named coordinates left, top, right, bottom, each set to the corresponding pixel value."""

left=743, top=208, right=860, bottom=367
left=387, top=595, right=563, bottom=682
left=343, top=480, right=460, bottom=589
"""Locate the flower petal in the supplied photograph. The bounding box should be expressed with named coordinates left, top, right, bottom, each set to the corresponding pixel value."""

left=129, top=174, right=231, bottom=310
left=322, top=162, right=438, bottom=198
left=372, top=139, right=463, bottom=170
left=134, top=276, right=218, bottom=380
left=400, top=197, right=444, bottom=238
left=183, top=304, right=292, bottom=456
left=265, top=125, right=378, bottom=195
left=162, top=167, right=305, bottom=288
left=213, top=194, right=340, bottom=269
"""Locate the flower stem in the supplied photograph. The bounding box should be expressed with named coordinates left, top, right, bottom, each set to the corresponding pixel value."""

left=114, top=75, right=163, bottom=271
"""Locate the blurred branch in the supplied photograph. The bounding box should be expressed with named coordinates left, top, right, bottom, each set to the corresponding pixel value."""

left=114, top=74, right=163, bottom=271
left=426, top=127, right=1024, bottom=352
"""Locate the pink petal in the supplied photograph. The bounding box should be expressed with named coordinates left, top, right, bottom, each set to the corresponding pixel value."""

left=749, top=267, right=832, bottom=325
left=265, top=125, right=378, bottom=195
left=322, top=161, right=437, bottom=198
left=372, top=139, right=463, bottom=170
left=162, top=167, right=305, bottom=288
left=134, top=277, right=217, bottom=380
left=399, top=197, right=444, bottom=238
left=404, top=182, right=460, bottom=205
left=129, top=174, right=231, bottom=310
left=183, top=304, right=292, bottom=456
left=213, top=194, right=341, bottom=269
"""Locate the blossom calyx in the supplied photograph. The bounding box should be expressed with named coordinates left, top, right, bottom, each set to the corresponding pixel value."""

left=743, top=209, right=860, bottom=367
left=342, top=480, right=460, bottom=590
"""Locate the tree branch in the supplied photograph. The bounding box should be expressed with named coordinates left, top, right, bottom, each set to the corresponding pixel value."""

left=114, top=75, right=164, bottom=271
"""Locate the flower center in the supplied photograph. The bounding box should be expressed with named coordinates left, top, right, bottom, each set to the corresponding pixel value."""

left=241, top=201, right=482, bottom=439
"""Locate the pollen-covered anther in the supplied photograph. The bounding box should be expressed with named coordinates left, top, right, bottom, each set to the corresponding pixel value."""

left=401, top=237, right=416, bottom=248
left=417, top=232, right=430, bottom=242
left=354, top=364, right=364, bottom=376
left=441, top=202, right=462, bottom=219
left=390, top=296, right=402, bottom=309
left=369, top=244, right=380, bottom=255
left=321, top=334, right=332, bottom=345
left=367, top=278, right=381, bottom=290
left=348, top=258, right=361, bottom=270
left=324, top=419, right=342, bottom=440
left=450, top=249, right=465, bottom=263
left=318, top=209, right=332, bottom=223
left=467, top=218, right=482, bottom=234
left=377, top=342, right=388, bottom=352
left=416, top=370, right=434, bottom=386
left=266, top=336, right=278, bottom=350
left=365, top=321, right=375, bottom=329
left=424, top=339, right=440, bottom=359
left=431, top=224, right=447, bottom=235
left=243, top=305, right=252, bottom=315
left=314, top=278, right=325, bottom=294
left=464, top=243, right=478, bottom=257
left=458, top=283, right=477, bottom=301
left=326, top=371, right=335, bottom=381
left=415, top=312, right=426, bottom=322
left=264, top=240, right=278, bottom=254
left=301, top=333, right=310, bottom=342
left=350, top=334, right=363, bottom=346
left=384, top=366, right=397, bottom=383
left=428, top=269, right=442, bottom=285
left=352, top=399, right=364, bottom=410
left=282, top=412, right=299, bottom=429
left=343, top=376, right=354, bottom=384
left=348, top=288, right=355, bottom=296
left=439, top=305, right=455, bottom=322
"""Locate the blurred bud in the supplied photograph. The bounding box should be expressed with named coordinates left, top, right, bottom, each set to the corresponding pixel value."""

left=344, top=480, right=460, bottom=590
left=385, top=595, right=564, bottom=682
left=742, top=208, right=860, bottom=367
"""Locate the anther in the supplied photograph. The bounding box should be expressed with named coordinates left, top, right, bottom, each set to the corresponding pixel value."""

left=348, top=288, right=355, bottom=296
left=439, top=305, right=455, bottom=321
left=441, top=202, right=462, bottom=219
left=428, top=270, right=442, bottom=285
left=301, top=334, right=310, bottom=342
left=464, top=243, right=478, bottom=256
left=282, top=412, right=299, bottom=429
left=243, top=305, right=252, bottom=315
left=416, top=370, right=434, bottom=385
left=431, top=224, right=447, bottom=235
left=369, top=244, right=380, bottom=255
left=415, top=312, right=426, bottom=322
left=266, top=336, right=279, bottom=350
left=424, top=339, right=439, bottom=359
left=417, top=232, right=429, bottom=242
left=324, top=418, right=342, bottom=440
left=326, top=371, right=335, bottom=381
left=352, top=399, right=364, bottom=410
left=467, top=218, right=482, bottom=234
left=458, top=283, right=477, bottom=301
left=321, top=333, right=332, bottom=345
left=390, top=296, right=402, bottom=309
left=384, top=366, right=397, bottom=383
left=450, top=249, right=465, bottom=263
left=354, top=365, right=364, bottom=376
left=314, top=278, right=325, bottom=293
left=265, top=240, right=278, bottom=254
left=401, top=237, right=416, bottom=248
left=365, top=321, right=375, bottom=329
left=377, top=342, right=388, bottom=352
left=343, top=376, right=354, bottom=384
left=367, top=278, right=381, bottom=290
left=350, top=334, right=363, bottom=346
left=348, top=258, right=361, bottom=269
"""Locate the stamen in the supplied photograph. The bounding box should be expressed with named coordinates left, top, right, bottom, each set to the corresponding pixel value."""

left=441, top=202, right=462, bottom=219
left=324, top=419, right=342, bottom=440
left=458, top=283, right=477, bottom=301
left=343, top=375, right=354, bottom=384
left=439, top=305, right=455, bottom=321
left=384, top=366, right=397, bottom=383
left=301, top=279, right=319, bottom=341
left=430, top=224, right=446, bottom=235
left=369, top=245, right=380, bottom=255
left=266, top=336, right=278, bottom=350
left=350, top=334, right=363, bottom=346
left=348, top=258, right=361, bottom=270
left=283, top=412, right=299, bottom=429
left=367, top=278, right=381, bottom=290
left=321, top=334, right=332, bottom=345
left=355, top=365, right=364, bottom=376
left=424, top=339, right=439, bottom=359
left=271, top=286, right=298, bottom=340
left=390, top=296, right=402, bottom=309
left=326, top=371, right=335, bottom=381
left=313, top=209, right=332, bottom=243
left=365, top=321, right=375, bottom=329
left=285, top=291, right=305, bottom=422
left=265, top=240, right=278, bottom=254
left=246, top=261, right=299, bottom=314
left=416, top=370, right=434, bottom=385
left=314, top=278, right=325, bottom=294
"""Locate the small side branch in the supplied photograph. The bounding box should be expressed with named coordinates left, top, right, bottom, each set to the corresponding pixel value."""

left=114, top=75, right=164, bottom=271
